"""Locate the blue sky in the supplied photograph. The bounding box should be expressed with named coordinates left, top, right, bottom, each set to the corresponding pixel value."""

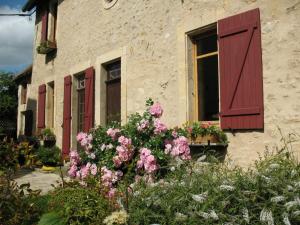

left=1, top=0, right=27, bottom=8
left=0, top=0, right=35, bottom=74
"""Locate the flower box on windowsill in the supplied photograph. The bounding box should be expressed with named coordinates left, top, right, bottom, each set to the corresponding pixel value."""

left=190, top=134, right=219, bottom=144
left=36, top=41, right=57, bottom=54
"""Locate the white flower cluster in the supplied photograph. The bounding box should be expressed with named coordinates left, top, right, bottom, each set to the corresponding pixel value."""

left=242, top=208, right=249, bottom=224
left=219, top=184, right=235, bottom=191
left=260, top=208, right=274, bottom=225
left=197, top=210, right=218, bottom=220
left=270, top=195, right=286, bottom=203
left=282, top=212, right=291, bottom=225
left=285, top=197, right=300, bottom=210
left=103, top=210, right=129, bottom=225
left=191, top=191, right=208, bottom=203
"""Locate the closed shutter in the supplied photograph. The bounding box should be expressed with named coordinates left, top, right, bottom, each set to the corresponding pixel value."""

left=62, top=75, right=72, bottom=157
left=84, top=67, right=95, bottom=132
left=218, top=8, right=264, bottom=130
left=41, top=4, right=48, bottom=42
left=37, top=84, right=46, bottom=129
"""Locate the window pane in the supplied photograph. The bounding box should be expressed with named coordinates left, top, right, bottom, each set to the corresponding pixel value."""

left=77, top=89, right=85, bottom=132
left=196, top=33, right=218, bottom=56
left=106, top=61, right=121, bottom=80
left=197, top=55, right=219, bottom=121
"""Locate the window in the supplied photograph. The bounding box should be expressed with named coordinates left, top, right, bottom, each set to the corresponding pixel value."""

left=49, top=0, right=58, bottom=43
left=77, top=75, right=85, bottom=133
left=21, top=83, right=27, bottom=105
left=105, top=60, right=121, bottom=124
left=193, top=28, right=219, bottom=121
left=189, top=8, right=264, bottom=130
left=37, top=0, right=57, bottom=54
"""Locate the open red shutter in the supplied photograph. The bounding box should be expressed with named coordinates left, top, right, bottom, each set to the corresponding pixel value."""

left=41, top=4, right=48, bottom=42
left=84, top=67, right=95, bottom=132
left=62, top=75, right=72, bottom=157
left=37, top=84, right=46, bottom=129
left=218, top=8, right=263, bottom=130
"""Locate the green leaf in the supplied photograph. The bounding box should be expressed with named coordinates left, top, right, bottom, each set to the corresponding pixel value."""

left=38, top=212, right=66, bottom=225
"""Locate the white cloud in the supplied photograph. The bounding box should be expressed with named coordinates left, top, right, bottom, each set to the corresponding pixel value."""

left=0, top=6, right=35, bottom=67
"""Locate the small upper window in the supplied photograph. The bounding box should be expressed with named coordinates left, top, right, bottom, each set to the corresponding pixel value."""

left=193, top=27, right=219, bottom=121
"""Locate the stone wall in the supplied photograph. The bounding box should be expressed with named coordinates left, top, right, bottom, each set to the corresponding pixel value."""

left=28, top=0, right=300, bottom=167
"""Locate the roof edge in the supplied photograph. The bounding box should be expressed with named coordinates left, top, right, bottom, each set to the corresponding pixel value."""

left=22, top=0, right=37, bottom=12
left=14, top=65, right=32, bottom=83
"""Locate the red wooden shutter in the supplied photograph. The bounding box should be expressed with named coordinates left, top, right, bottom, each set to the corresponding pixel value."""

left=37, top=84, right=46, bottom=129
left=84, top=67, right=95, bottom=132
left=41, top=4, right=48, bottom=42
left=62, top=75, right=72, bottom=157
left=218, top=8, right=263, bottom=130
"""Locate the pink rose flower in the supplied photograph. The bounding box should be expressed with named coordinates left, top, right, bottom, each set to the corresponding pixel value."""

left=164, top=144, right=172, bottom=154
left=137, top=148, right=159, bottom=174
left=154, top=119, right=167, bottom=134
left=118, top=136, right=132, bottom=147
left=137, top=119, right=150, bottom=131
left=166, top=136, right=191, bottom=160
left=68, top=165, right=78, bottom=177
left=108, top=188, right=116, bottom=199
left=80, top=165, right=90, bottom=179
left=149, top=102, right=163, bottom=118
left=113, top=156, right=122, bottom=167
left=90, top=164, right=97, bottom=175
left=172, top=130, right=178, bottom=138
left=106, top=128, right=120, bottom=140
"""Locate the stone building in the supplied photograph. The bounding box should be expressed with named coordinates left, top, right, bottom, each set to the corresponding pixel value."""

left=20, top=0, right=300, bottom=166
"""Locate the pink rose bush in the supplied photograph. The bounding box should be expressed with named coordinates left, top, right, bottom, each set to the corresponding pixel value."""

left=68, top=98, right=192, bottom=198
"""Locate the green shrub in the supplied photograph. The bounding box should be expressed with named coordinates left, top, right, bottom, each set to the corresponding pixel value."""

left=128, top=151, right=300, bottom=225
left=44, top=186, right=111, bottom=225
left=0, top=178, right=43, bottom=225
left=0, top=140, right=18, bottom=173
left=37, top=145, right=61, bottom=166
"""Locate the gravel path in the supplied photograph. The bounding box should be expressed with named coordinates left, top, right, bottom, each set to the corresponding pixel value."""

left=14, top=168, right=63, bottom=194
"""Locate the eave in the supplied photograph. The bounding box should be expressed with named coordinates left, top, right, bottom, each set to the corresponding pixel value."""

left=22, top=0, right=38, bottom=12
left=14, top=65, right=32, bottom=84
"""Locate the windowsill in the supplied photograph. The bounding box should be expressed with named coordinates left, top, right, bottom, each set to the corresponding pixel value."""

left=189, top=142, right=228, bottom=147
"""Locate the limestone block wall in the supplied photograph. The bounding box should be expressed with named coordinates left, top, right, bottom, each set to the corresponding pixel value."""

left=27, top=0, right=300, bottom=167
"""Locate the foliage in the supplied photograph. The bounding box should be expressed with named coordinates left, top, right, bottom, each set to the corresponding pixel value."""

left=43, top=186, right=111, bottom=225
left=0, top=139, right=18, bottom=173
left=37, top=145, right=61, bottom=166
left=0, top=71, right=18, bottom=118
left=185, top=121, right=228, bottom=144
left=38, top=212, right=66, bottom=225
left=0, top=176, right=42, bottom=225
left=128, top=151, right=300, bottom=225
left=16, top=141, right=38, bottom=168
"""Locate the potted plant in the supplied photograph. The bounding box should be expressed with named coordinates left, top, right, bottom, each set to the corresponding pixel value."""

left=186, top=122, right=228, bottom=144
left=41, top=128, right=56, bottom=147
left=37, top=145, right=61, bottom=171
